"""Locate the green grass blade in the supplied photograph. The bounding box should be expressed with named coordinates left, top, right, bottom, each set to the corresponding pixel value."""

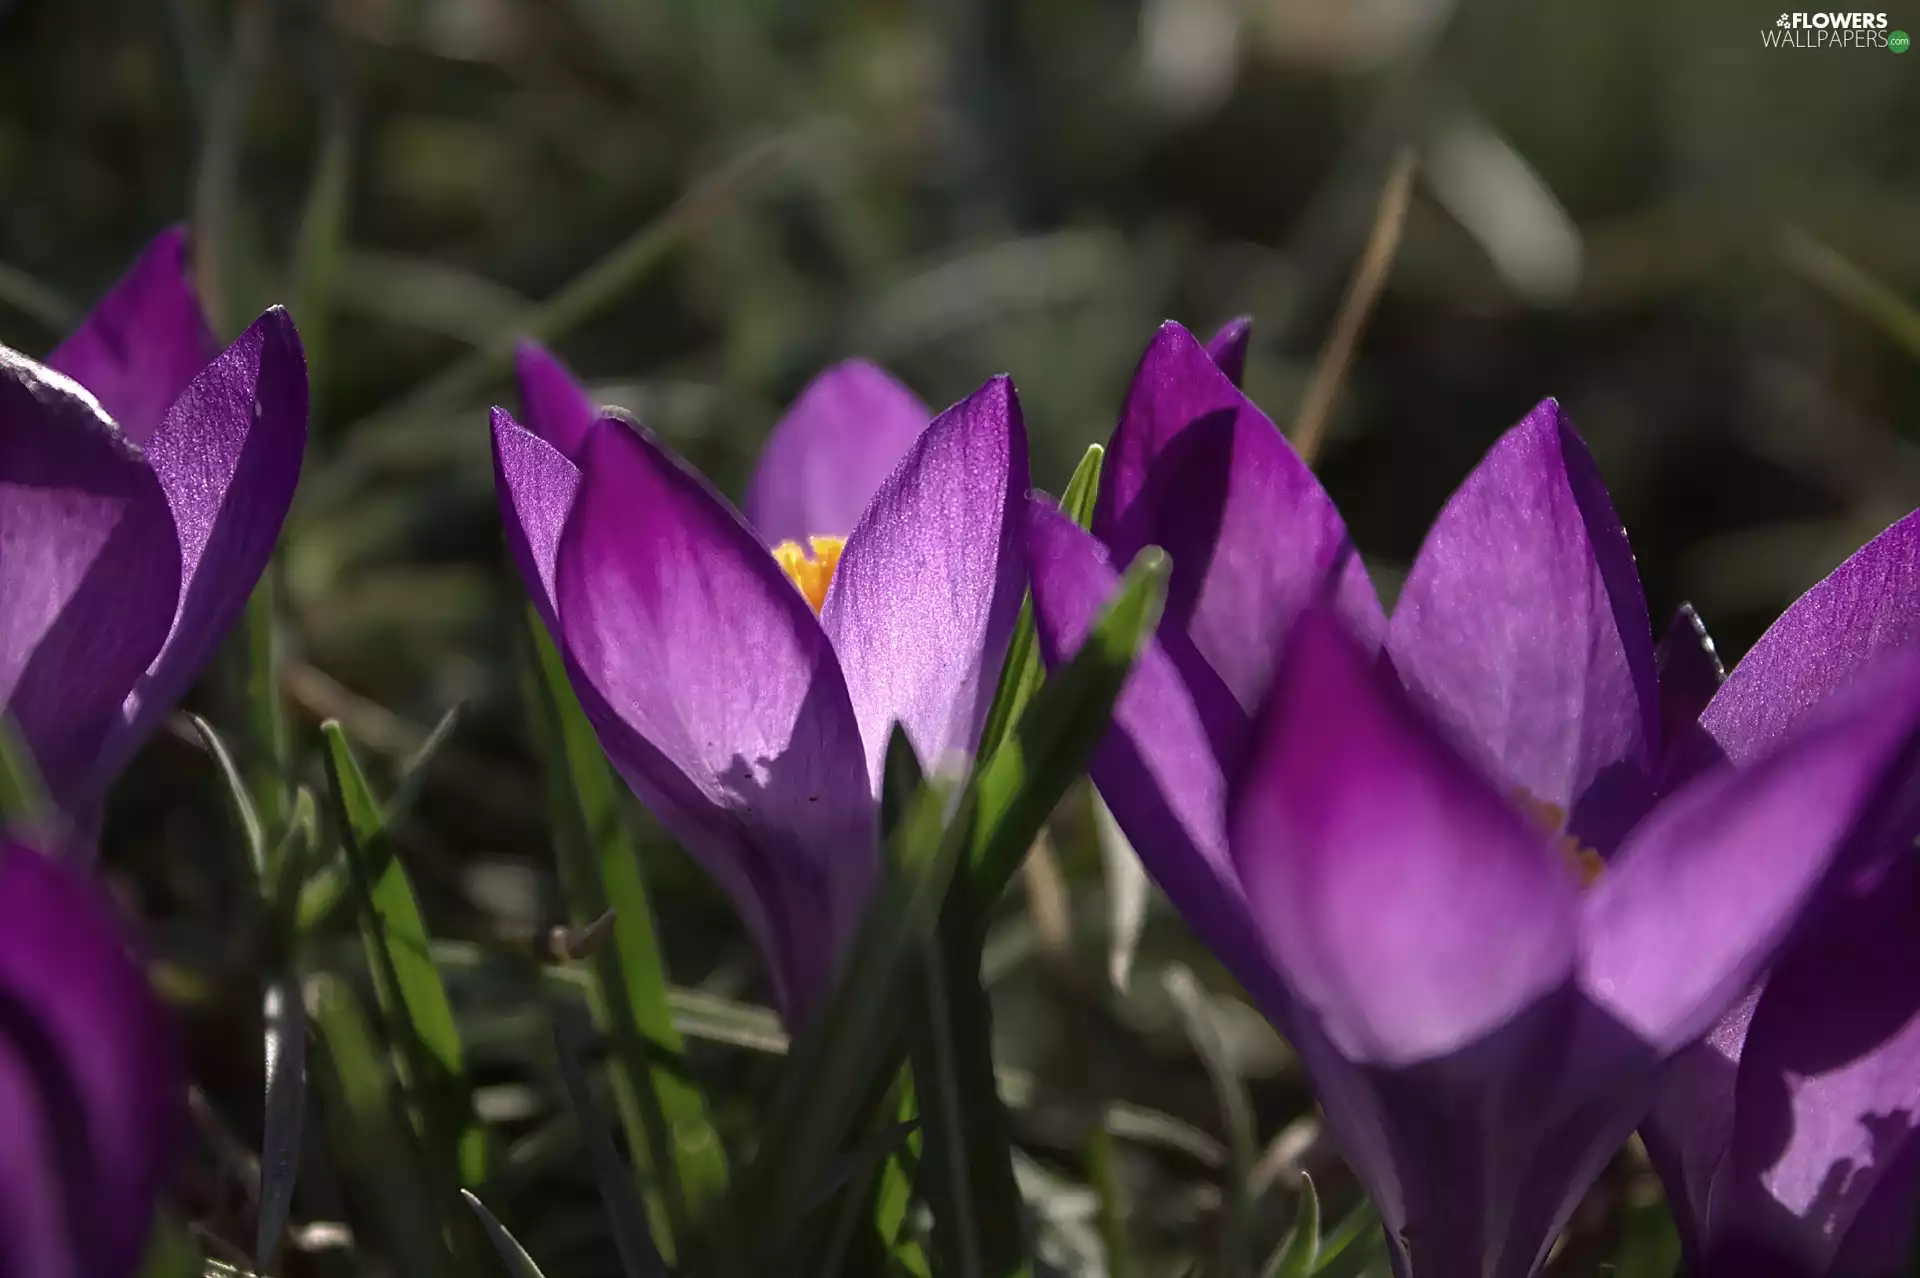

left=552, top=1017, right=671, bottom=1278
left=319, top=722, right=488, bottom=1191
left=461, top=1192, right=550, bottom=1278
left=0, top=714, right=51, bottom=837
left=188, top=715, right=266, bottom=882
left=975, top=443, right=1104, bottom=768
left=239, top=572, right=289, bottom=838
left=1165, top=965, right=1259, bottom=1278
left=523, top=617, right=738, bottom=1271
left=255, top=971, right=307, bottom=1268
left=1263, top=1173, right=1321, bottom=1278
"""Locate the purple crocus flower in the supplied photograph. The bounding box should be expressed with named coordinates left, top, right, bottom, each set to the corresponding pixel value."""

left=0, top=834, right=180, bottom=1278
left=1640, top=510, right=1920, bottom=1278
left=0, top=229, right=307, bottom=826
left=1025, top=320, right=1920, bottom=1277
left=495, top=345, right=1027, bottom=1018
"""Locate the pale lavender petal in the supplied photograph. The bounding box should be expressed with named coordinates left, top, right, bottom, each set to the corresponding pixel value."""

left=1388, top=400, right=1658, bottom=851
left=745, top=360, right=929, bottom=546
left=822, top=375, right=1027, bottom=786
left=555, top=414, right=874, bottom=1016
left=513, top=340, right=596, bottom=463
left=87, top=308, right=307, bottom=796
left=45, top=227, right=217, bottom=446
left=1704, top=508, right=1920, bottom=766
left=1582, top=654, right=1920, bottom=1055
left=491, top=406, right=580, bottom=630
left=1205, top=316, right=1251, bottom=387
left=0, top=349, right=179, bottom=804
left=1232, top=608, right=1582, bottom=1067
left=1714, top=847, right=1920, bottom=1276
left=1025, top=500, right=1292, bottom=1022
left=1094, top=321, right=1381, bottom=711
left=0, top=837, right=180, bottom=1278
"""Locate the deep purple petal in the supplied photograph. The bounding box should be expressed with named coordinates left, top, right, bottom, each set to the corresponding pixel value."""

left=1713, top=847, right=1920, bottom=1276
left=86, top=308, right=307, bottom=798
left=1582, top=654, right=1920, bottom=1055
left=1656, top=603, right=1727, bottom=786
left=1094, top=321, right=1381, bottom=712
left=0, top=349, right=179, bottom=805
left=45, top=227, right=217, bottom=446
left=0, top=837, right=180, bottom=1278
left=491, top=406, right=581, bottom=631
left=555, top=414, right=874, bottom=1016
left=745, top=360, right=929, bottom=546
left=1388, top=400, right=1658, bottom=851
left=1204, top=316, right=1251, bottom=387
left=821, top=375, right=1027, bottom=786
left=1232, top=608, right=1582, bottom=1067
left=1641, top=987, right=1760, bottom=1268
left=512, top=340, right=596, bottom=463
left=1025, top=500, right=1291, bottom=1022
left=1704, top=509, right=1920, bottom=766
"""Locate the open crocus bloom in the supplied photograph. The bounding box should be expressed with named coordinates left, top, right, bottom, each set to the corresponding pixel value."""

left=0, top=229, right=307, bottom=826
left=494, top=346, right=1027, bottom=1019
left=0, top=835, right=179, bottom=1278
left=1026, top=320, right=1920, bottom=1277
left=1639, top=510, right=1920, bottom=1278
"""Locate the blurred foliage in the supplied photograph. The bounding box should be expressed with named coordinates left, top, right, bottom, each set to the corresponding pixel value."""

left=4, top=0, right=1918, bottom=1274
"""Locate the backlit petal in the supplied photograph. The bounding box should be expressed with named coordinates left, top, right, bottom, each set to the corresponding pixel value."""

left=513, top=340, right=596, bottom=463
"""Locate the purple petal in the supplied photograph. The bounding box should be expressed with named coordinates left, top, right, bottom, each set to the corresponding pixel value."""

left=1581, top=653, right=1920, bottom=1055
left=1713, top=846, right=1920, bottom=1276
left=1641, top=987, right=1760, bottom=1267
left=513, top=340, right=596, bottom=463
left=0, top=837, right=180, bottom=1278
left=1025, top=500, right=1292, bottom=1023
left=86, top=308, right=307, bottom=797
left=1094, top=321, right=1381, bottom=712
left=744, top=360, right=929, bottom=546
left=0, top=349, right=179, bottom=805
left=555, top=414, right=874, bottom=1017
left=491, top=406, right=581, bottom=630
left=45, top=227, right=217, bottom=446
left=1204, top=316, right=1252, bottom=387
left=1704, top=509, right=1920, bottom=766
left=1387, top=400, right=1658, bottom=851
left=1232, top=608, right=1582, bottom=1067
left=821, top=375, right=1027, bottom=786
left=1656, top=603, right=1726, bottom=785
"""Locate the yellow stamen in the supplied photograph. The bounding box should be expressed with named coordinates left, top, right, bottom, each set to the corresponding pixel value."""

left=771, top=536, right=846, bottom=615
left=1513, top=791, right=1605, bottom=888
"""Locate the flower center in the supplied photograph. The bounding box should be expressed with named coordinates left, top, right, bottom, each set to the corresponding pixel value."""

left=1513, top=791, right=1604, bottom=888
left=771, top=536, right=846, bottom=615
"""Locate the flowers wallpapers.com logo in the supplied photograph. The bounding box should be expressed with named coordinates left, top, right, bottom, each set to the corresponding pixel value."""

left=1764, top=10, right=1908, bottom=46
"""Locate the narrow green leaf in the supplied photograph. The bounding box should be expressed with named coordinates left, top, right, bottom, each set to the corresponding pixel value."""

left=975, top=443, right=1104, bottom=765
left=869, top=1077, right=930, bottom=1277
left=290, top=88, right=352, bottom=408
left=255, top=971, right=307, bottom=1268
left=189, top=715, right=267, bottom=881
left=965, top=546, right=1169, bottom=914
left=523, top=616, right=737, bottom=1270
left=1308, top=1197, right=1382, bottom=1275
left=239, top=572, right=289, bottom=838
left=1263, top=1173, right=1321, bottom=1278
left=320, top=722, right=488, bottom=1189
left=0, top=714, right=51, bottom=836
left=382, top=703, right=461, bottom=828
left=264, top=787, right=320, bottom=934
left=552, top=1016, right=670, bottom=1278
left=461, top=1191, right=550, bottom=1278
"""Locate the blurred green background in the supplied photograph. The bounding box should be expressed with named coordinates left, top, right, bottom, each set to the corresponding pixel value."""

left=2, top=0, right=1917, bottom=1274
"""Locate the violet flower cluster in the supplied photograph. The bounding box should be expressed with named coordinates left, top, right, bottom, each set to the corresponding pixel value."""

left=0, top=229, right=305, bottom=1275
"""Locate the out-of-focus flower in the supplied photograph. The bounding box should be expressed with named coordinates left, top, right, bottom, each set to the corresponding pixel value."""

left=1026, top=319, right=1920, bottom=1276
left=1641, top=512, right=1920, bottom=1278
left=494, top=345, right=1026, bottom=1019
left=0, top=229, right=307, bottom=825
left=0, top=833, right=180, bottom=1278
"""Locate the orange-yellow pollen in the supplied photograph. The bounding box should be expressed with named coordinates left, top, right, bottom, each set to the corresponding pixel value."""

left=771, top=536, right=846, bottom=614
left=1513, top=791, right=1605, bottom=888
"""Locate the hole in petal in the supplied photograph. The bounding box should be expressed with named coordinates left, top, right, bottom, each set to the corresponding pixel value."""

left=771, top=536, right=846, bottom=615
